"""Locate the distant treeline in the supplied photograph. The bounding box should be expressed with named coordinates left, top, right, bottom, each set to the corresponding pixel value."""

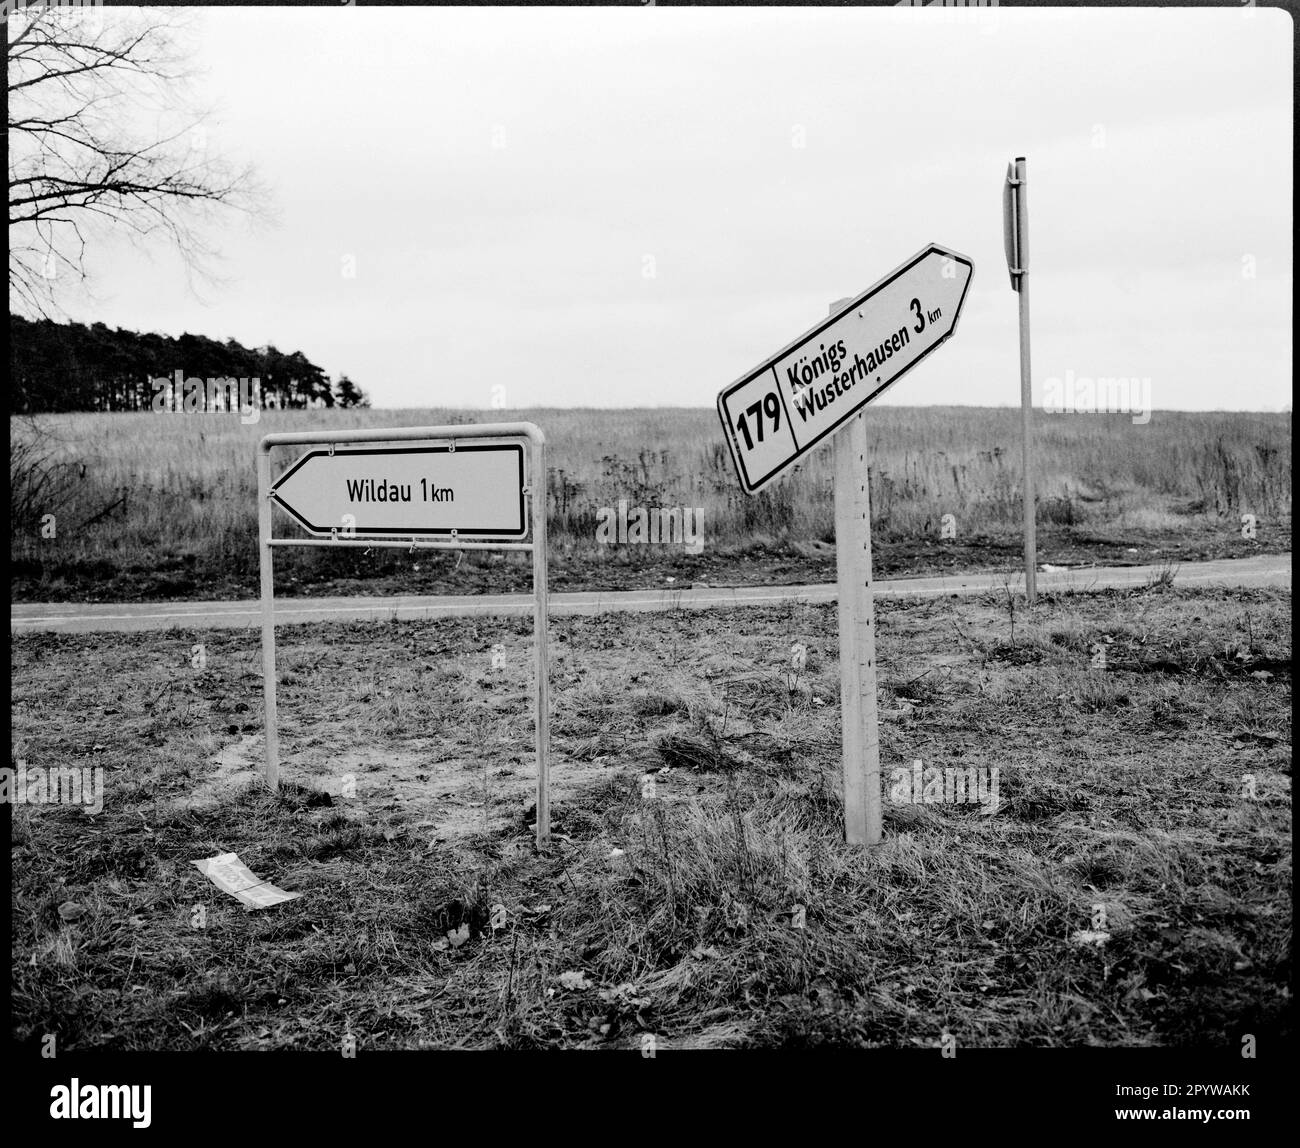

left=9, top=316, right=369, bottom=413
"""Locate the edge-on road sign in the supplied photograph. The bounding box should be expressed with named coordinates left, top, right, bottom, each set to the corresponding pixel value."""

left=1004, top=155, right=1037, bottom=603
left=716, top=243, right=973, bottom=494
left=270, top=442, right=527, bottom=539
left=1003, top=159, right=1026, bottom=292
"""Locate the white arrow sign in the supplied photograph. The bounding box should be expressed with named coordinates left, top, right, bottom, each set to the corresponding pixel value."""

left=270, top=441, right=527, bottom=538
left=716, top=244, right=973, bottom=494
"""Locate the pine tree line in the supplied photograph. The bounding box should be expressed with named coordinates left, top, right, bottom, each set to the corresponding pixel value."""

left=9, top=316, right=369, bottom=413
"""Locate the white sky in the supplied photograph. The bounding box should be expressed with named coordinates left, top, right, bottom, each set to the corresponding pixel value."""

left=65, top=5, right=1292, bottom=411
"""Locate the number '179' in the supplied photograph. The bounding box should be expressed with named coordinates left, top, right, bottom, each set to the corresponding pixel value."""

left=736, top=393, right=781, bottom=450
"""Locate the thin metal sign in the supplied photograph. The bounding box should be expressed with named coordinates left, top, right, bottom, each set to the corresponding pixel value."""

left=270, top=442, right=526, bottom=538
left=716, top=243, right=974, bottom=495
left=1005, top=155, right=1037, bottom=602
left=1003, top=159, right=1026, bottom=292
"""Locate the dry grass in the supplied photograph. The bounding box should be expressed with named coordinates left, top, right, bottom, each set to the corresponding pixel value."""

left=10, top=584, right=1290, bottom=1049
left=10, top=408, right=1291, bottom=594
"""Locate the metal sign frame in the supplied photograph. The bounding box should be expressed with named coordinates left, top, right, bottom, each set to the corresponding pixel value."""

left=256, top=422, right=552, bottom=847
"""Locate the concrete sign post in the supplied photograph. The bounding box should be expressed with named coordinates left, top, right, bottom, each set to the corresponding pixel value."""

left=829, top=298, right=882, bottom=847
left=256, top=422, right=552, bottom=847
left=1004, top=157, right=1037, bottom=603
left=717, top=246, right=974, bottom=845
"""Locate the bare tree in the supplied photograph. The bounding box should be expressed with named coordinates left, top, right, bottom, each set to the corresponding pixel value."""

left=7, top=2, right=267, bottom=316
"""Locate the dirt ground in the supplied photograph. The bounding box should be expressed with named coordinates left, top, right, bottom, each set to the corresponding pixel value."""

left=9, top=582, right=1291, bottom=1049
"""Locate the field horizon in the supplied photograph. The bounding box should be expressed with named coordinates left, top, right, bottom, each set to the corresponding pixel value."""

left=11, top=406, right=1291, bottom=603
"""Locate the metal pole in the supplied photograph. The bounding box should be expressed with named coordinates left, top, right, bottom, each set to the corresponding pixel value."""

left=257, top=441, right=280, bottom=789
left=531, top=435, right=550, bottom=848
left=830, top=299, right=882, bottom=847
left=1016, top=156, right=1037, bottom=605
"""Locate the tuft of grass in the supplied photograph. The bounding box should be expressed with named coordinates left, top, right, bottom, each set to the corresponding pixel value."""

left=11, top=407, right=1290, bottom=597
left=10, top=587, right=1291, bottom=1048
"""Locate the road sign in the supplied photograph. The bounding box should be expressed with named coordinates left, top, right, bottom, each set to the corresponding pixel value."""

left=270, top=442, right=527, bottom=538
left=1003, top=159, right=1026, bottom=291
left=257, top=424, right=552, bottom=848
left=1003, top=157, right=1024, bottom=291
left=716, top=244, right=974, bottom=494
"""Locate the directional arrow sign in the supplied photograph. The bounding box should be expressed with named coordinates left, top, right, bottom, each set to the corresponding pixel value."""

left=270, top=441, right=527, bottom=538
left=716, top=244, right=973, bottom=494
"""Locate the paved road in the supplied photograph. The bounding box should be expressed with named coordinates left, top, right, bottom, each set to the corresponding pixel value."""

left=9, top=554, right=1289, bottom=634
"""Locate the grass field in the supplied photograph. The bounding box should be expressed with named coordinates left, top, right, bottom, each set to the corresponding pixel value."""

left=10, top=407, right=1291, bottom=601
left=10, top=582, right=1290, bottom=1049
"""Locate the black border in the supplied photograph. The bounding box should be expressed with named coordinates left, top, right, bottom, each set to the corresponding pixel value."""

left=269, top=442, right=527, bottom=538
left=716, top=243, right=975, bottom=493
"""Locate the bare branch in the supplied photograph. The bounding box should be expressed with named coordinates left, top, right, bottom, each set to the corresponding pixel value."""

left=7, top=4, right=270, bottom=316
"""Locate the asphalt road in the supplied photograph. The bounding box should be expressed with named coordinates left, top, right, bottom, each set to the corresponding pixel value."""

left=9, top=554, right=1289, bottom=634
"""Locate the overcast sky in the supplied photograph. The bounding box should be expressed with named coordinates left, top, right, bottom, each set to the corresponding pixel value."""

left=64, top=5, right=1292, bottom=411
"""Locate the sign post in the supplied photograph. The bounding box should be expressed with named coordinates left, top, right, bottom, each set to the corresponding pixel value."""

left=256, top=422, right=552, bottom=847
left=829, top=299, right=881, bottom=846
left=1004, top=157, right=1037, bottom=604
left=717, top=245, right=973, bottom=845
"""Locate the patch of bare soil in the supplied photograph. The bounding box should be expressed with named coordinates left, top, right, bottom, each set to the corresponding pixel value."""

left=9, top=588, right=1291, bottom=1051
left=181, top=725, right=632, bottom=845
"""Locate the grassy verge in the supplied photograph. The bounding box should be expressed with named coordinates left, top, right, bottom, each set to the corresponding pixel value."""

left=10, top=585, right=1291, bottom=1048
left=11, top=406, right=1291, bottom=600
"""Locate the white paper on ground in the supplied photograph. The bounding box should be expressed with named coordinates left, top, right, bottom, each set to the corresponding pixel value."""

left=192, top=851, right=301, bottom=910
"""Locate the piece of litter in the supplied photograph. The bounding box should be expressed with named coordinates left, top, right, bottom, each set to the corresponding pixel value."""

left=1070, top=929, right=1111, bottom=947
left=609, top=848, right=626, bottom=859
left=57, top=901, right=87, bottom=922
left=446, top=923, right=471, bottom=949
left=192, top=851, right=300, bottom=911
left=558, top=970, right=590, bottom=991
